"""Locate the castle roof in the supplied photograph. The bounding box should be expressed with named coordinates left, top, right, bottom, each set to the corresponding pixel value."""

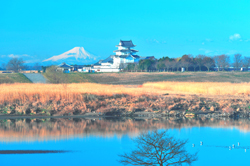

left=114, top=55, right=140, bottom=59
left=113, top=48, right=138, bottom=53
left=131, top=55, right=140, bottom=58
left=116, top=40, right=136, bottom=47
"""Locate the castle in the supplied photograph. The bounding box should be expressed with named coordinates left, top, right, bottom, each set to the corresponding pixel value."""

left=92, top=40, right=141, bottom=72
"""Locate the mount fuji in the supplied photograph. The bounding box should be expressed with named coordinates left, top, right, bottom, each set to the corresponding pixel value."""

left=42, top=47, right=98, bottom=65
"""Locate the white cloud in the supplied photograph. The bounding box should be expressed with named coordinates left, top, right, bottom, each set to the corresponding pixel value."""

left=146, top=39, right=166, bottom=44
left=229, top=34, right=241, bottom=41
left=25, top=59, right=41, bottom=63
left=8, top=54, right=19, bottom=58
left=226, top=50, right=241, bottom=55
left=7, top=54, right=30, bottom=58
left=205, top=39, right=213, bottom=42
left=153, top=39, right=159, bottom=43
left=199, top=48, right=213, bottom=54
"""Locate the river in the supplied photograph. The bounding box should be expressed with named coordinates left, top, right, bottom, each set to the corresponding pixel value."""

left=0, top=117, right=250, bottom=166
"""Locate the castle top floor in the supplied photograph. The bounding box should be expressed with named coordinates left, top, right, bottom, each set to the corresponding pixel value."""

left=116, top=40, right=136, bottom=50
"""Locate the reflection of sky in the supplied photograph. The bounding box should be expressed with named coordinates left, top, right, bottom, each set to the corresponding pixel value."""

left=1, top=127, right=250, bottom=166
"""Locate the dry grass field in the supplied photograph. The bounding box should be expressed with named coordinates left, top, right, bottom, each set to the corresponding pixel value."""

left=86, top=72, right=250, bottom=84
left=0, top=83, right=156, bottom=104
left=143, top=82, right=250, bottom=95
left=1, top=81, right=250, bottom=104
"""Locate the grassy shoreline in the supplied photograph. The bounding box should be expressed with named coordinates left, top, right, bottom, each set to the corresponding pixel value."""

left=0, top=82, right=250, bottom=117
left=2, top=71, right=250, bottom=117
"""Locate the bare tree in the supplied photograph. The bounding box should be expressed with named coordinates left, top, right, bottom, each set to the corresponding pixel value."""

left=181, top=61, right=191, bottom=72
left=195, top=55, right=205, bottom=71
left=33, top=63, right=41, bottom=70
left=192, top=60, right=198, bottom=71
left=134, top=63, right=139, bottom=72
left=233, top=54, right=242, bottom=71
left=218, top=54, right=230, bottom=71
left=243, top=56, right=250, bottom=71
left=213, top=55, right=220, bottom=71
left=1, top=63, right=6, bottom=70
left=118, top=130, right=197, bottom=166
left=6, top=58, right=25, bottom=72
left=119, top=63, right=126, bottom=70
left=170, top=60, right=177, bottom=72
left=213, top=54, right=229, bottom=71
left=203, top=57, right=215, bottom=71
left=180, top=55, right=193, bottom=71
left=164, top=60, right=172, bottom=72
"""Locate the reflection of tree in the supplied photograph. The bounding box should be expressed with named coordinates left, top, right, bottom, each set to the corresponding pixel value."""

left=119, top=130, right=197, bottom=166
left=1, top=118, right=250, bottom=142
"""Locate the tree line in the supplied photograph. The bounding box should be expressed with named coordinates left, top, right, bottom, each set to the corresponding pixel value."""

left=0, top=58, right=41, bottom=72
left=2, top=54, right=250, bottom=73
left=123, top=54, right=250, bottom=72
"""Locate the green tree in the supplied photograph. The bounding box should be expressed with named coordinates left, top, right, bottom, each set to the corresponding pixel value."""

left=139, top=59, right=155, bottom=71
left=157, top=62, right=166, bottom=70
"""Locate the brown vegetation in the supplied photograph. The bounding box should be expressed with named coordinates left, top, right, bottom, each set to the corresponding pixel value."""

left=0, top=82, right=250, bottom=116
left=143, top=81, right=250, bottom=95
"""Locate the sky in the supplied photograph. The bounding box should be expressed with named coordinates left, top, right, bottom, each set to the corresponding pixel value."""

left=0, top=0, right=250, bottom=64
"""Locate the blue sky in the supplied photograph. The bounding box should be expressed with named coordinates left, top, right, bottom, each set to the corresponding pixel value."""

left=0, top=0, right=250, bottom=64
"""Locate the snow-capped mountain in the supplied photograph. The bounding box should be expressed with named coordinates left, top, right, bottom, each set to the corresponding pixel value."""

left=42, top=47, right=97, bottom=64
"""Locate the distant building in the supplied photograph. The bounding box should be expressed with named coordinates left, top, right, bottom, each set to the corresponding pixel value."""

left=57, top=62, right=73, bottom=73
left=113, top=40, right=140, bottom=68
left=71, top=65, right=85, bottom=72
left=92, top=40, right=140, bottom=72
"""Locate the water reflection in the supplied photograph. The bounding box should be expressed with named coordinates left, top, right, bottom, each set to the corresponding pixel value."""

left=0, top=150, right=69, bottom=154
left=0, top=117, right=250, bottom=142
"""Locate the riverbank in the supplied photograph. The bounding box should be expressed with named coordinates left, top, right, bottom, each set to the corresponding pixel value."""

left=1, top=93, right=250, bottom=118
left=1, top=82, right=250, bottom=118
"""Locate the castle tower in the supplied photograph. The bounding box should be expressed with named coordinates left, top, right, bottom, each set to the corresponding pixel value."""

left=113, top=40, right=138, bottom=56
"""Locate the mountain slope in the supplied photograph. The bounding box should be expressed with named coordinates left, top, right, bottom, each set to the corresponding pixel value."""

left=43, top=47, right=96, bottom=63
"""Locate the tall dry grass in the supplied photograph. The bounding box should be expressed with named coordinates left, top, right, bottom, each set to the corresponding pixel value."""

left=0, top=83, right=159, bottom=104
left=143, top=81, right=250, bottom=95
left=1, top=82, right=250, bottom=104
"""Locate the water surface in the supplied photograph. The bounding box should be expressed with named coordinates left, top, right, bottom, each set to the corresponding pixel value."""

left=0, top=117, right=250, bottom=166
